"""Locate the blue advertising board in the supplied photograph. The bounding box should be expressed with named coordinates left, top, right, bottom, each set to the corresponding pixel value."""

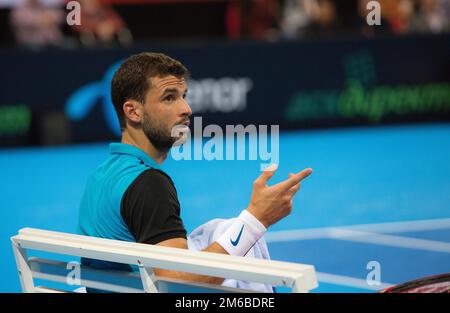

left=0, top=34, right=449, bottom=146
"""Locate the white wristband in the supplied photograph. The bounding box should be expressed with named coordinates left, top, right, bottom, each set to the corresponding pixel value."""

left=216, top=210, right=267, bottom=256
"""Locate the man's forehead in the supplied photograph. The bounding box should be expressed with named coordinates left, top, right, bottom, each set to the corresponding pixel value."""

left=151, top=75, right=187, bottom=91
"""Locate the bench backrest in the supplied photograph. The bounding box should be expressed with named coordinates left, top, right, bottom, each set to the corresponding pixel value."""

left=11, top=228, right=318, bottom=293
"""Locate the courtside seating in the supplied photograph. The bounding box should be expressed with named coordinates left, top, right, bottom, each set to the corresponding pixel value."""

left=11, top=228, right=318, bottom=293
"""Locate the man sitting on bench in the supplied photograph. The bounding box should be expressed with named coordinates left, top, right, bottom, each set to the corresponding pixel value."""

left=77, top=52, right=313, bottom=290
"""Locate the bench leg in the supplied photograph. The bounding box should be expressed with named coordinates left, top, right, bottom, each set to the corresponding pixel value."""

left=12, top=240, right=35, bottom=293
left=138, top=265, right=158, bottom=293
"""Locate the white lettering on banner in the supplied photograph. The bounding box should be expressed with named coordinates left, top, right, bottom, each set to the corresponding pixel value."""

left=186, top=78, right=253, bottom=113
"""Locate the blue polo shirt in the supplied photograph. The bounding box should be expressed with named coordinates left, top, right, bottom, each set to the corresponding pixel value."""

left=78, top=142, right=187, bottom=246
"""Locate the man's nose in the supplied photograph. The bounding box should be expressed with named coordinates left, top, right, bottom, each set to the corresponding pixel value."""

left=180, top=98, right=192, bottom=117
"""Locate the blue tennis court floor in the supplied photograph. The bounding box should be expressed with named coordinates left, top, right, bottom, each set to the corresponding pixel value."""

left=1, top=122, right=449, bottom=292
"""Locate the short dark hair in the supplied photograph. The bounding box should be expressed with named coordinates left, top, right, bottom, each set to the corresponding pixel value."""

left=111, top=52, right=190, bottom=129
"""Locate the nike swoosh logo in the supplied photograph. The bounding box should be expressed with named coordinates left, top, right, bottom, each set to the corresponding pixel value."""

left=230, top=225, right=245, bottom=247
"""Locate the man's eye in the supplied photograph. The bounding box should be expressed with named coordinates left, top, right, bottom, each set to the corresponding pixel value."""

left=164, top=95, right=175, bottom=101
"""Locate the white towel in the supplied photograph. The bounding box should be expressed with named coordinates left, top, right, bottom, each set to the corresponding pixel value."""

left=188, top=218, right=274, bottom=293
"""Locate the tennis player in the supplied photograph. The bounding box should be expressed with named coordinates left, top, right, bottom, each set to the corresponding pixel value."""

left=77, top=52, right=312, bottom=287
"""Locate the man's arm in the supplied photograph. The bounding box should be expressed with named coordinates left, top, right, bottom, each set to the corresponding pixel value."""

left=154, top=237, right=227, bottom=285
left=152, top=166, right=312, bottom=285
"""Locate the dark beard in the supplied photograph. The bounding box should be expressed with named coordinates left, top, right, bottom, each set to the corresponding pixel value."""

left=142, top=112, right=176, bottom=153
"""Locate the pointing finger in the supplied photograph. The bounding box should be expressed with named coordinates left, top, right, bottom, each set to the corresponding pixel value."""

left=274, top=168, right=312, bottom=193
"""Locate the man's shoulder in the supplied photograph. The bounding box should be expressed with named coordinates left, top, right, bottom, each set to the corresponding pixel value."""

left=84, top=154, right=149, bottom=198
left=121, top=168, right=180, bottom=219
left=129, top=168, right=176, bottom=192
left=91, top=153, right=146, bottom=181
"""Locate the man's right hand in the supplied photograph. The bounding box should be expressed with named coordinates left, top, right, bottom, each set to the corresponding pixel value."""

left=154, top=164, right=312, bottom=284
left=246, top=165, right=313, bottom=228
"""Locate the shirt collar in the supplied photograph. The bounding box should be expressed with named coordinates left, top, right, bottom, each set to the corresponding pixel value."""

left=109, top=143, right=160, bottom=168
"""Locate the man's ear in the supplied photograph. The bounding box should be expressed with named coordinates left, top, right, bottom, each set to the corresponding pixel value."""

left=123, top=100, right=143, bottom=124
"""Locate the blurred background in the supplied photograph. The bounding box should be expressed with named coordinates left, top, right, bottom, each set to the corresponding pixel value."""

left=0, top=0, right=450, bottom=293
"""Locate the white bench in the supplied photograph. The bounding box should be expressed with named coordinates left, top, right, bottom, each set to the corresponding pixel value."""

left=11, top=228, right=318, bottom=293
